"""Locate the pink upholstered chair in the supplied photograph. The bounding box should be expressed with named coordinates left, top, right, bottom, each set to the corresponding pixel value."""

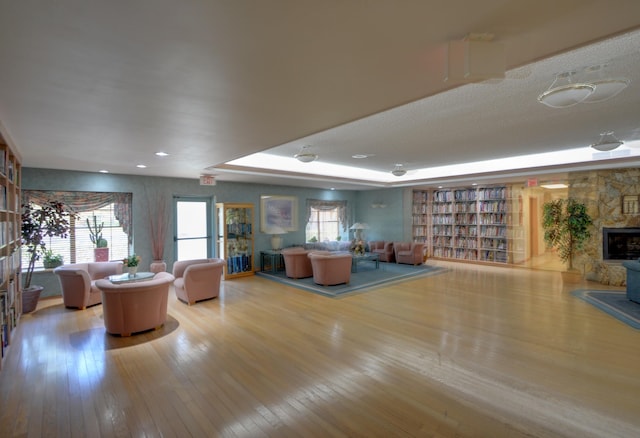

left=54, top=261, right=124, bottom=309
left=308, top=251, right=352, bottom=286
left=281, top=247, right=313, bottom=279
left=369, top=241, right=395, bottom=262
left=172, top=258, right=224, bottom=305
left=95, top=272, right=175, bottom=336
left=393, top=242, right=426, bottom=265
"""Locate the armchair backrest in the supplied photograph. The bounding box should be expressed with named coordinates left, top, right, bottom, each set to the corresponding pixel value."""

left=172, top=258, right=213, bottom=278
left=308, top=252, right=352, bottom=286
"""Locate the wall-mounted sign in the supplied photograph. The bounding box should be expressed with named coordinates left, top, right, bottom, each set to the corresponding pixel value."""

left=199, top=175, right=216, bottom=186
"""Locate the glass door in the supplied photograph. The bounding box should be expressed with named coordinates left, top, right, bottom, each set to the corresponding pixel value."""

left=174, top=197, right=213, bottom=260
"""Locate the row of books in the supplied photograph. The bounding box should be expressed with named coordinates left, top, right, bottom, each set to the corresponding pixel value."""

left=227, top=255, right=252, bottom=274
left=226, top=223, right=252, bottom=237
left=0, top=149, right=18, bottom=183
left=0, top=284, right=17, bottom=357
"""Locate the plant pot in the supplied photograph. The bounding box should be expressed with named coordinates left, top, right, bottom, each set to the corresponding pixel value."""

left=94, top=247, right=109, bottom=262
left=127, top=266, right=138, bottom=277
left=150, top=260, right=166, bottom=274
left=22, top=285, right=44, bottom=314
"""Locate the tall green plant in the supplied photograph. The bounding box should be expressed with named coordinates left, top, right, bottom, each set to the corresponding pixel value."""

left=542, top=198, right=593, bottom=271
left=22, top=201, right=77, bottom=288
left=86, top=215, right=108, bottom=248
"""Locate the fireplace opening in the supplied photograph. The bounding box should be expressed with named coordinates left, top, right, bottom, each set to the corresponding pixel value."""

left=603, top=227, right=640, bottom=260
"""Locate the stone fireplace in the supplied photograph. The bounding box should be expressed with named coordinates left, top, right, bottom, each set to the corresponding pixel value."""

left=603, top=227, right=640, bottom=260
left=568, top=168, right=640, bottom=285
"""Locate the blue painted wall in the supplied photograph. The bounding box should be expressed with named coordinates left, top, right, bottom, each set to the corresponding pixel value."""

left=23, top=168, right=405, bottom=274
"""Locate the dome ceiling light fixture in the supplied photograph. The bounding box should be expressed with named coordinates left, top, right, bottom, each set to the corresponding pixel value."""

left=590, top=131, right=624, bottom=152
left=294, top=145, right=318, bottom=163
left=537, top=71, right=595, bottom=108
left=581, top=64, right=630, bottom=103
left=391, top=164, right=407, bottom=177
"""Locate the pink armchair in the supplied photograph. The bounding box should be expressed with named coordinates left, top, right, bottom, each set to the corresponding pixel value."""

left=281, top=247, right=313, bottom=279
left=95, top=272, right=175, bottom=336
left=172, top=258, right=225, bottom=305
left=308, top=251, right=352, bottom=286
left=54, top=261, right=123, bottom=309
left=368, top=241, right=395, bottom=262
left=393, top=242, right=426, bottom=265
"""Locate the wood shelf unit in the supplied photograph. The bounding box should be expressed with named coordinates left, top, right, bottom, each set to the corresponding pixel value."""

left=0, top=135, right=22, bottom=370
left=412, top=190, right=429, bottom=245
left=216, top=203, right=255, bottom=279
left=412, top=185, right=525, bottom=265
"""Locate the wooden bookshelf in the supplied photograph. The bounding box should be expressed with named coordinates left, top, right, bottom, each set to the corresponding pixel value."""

left=0, top=130, right=22, bottom=371
left=413, top=185, right=525, bottom=266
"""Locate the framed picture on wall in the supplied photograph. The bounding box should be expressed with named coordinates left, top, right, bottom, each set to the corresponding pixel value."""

left=260, top=195, right=298, bottom=232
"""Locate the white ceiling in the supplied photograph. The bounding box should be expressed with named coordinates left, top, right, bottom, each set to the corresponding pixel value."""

left=1, top=1, right=639, bottom=190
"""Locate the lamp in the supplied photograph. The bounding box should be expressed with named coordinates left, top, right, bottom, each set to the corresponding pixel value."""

left=294, top=146, right=318, bottom=163
left=590, top=131, right=624, bottom=152
left=266, top=226, right=287, bottom=250
left=581, top=64, right=630, bottom=103
left=349, top=222, right=370, bottom=240
left=391, top=164, right=406, bottom=177
left=537, top=72, right=595, bottom=108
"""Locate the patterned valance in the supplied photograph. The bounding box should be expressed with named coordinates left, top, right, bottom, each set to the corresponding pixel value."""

left=305, top=199, right=349, bottom=232
left=22, top=190, right=133, bottom=244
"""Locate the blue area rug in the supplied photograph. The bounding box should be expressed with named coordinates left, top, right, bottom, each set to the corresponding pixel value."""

left=572, top=289, right=640, bottom=330
left=256, top=262, right=447, bottom=298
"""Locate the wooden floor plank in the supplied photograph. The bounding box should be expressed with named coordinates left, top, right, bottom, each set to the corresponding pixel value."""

left=1, top=261, right=639, bottom=437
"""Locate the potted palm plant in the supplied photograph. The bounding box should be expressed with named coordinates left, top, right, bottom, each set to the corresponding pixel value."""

left=21, top=200, right=76, bottom=313
left=542, top=198, right=593, bottom=272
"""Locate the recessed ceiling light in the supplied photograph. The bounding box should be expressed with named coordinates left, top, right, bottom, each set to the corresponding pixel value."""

left=352, top=154, right=370, bottom=159
left=155, top=151, right=169, bottom=157
left=540, top=183, right=568, bottom=189
left=99, top=169, right=109, bottom=173
left=136, top=164, right=147, bottom=168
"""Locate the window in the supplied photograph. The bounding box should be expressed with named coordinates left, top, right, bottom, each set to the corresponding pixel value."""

left=304, top=199, right=348, bottom=242
left=306, top=207, right=340, bottom=242
left=22, top=191, right=132, bottom=269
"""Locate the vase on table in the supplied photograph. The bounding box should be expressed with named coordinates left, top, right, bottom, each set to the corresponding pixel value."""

left=127, top=266, right=138, bottom=277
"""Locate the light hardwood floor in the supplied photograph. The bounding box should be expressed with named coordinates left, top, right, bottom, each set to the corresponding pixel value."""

left=1, top=261, right=639, bottom=437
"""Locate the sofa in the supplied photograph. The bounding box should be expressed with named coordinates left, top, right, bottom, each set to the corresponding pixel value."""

left=369, top=241, right=395, bottom=262
left=308, top=251, right=352, bottom=286
left=281, top=247, right=314, bottom=279
left=172, top=258, right=225, bottom=305
left=622, top=260, right=640, bottom=303
left=95, top=272, right=175, bottom=336
left=54, top=261, right=124, bottom=309
left=393, top=242, right=426, bottom=265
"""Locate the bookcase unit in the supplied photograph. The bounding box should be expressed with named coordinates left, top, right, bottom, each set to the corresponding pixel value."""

left=0, top=135, right=22, bottom=371
left=216, top=203, right=255, bottom=279
left=412, top=190, right=429, bottom=244
left=413, top=185, right=525, bottom=265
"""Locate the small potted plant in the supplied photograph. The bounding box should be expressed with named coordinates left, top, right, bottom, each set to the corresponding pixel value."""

left=22, top=201, right=76, bottom=313
left=86, top=215, right=109, bottom=261
left=123, top=254, right=141, bottom=276
left=42, top=249, right=64, bottom=269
